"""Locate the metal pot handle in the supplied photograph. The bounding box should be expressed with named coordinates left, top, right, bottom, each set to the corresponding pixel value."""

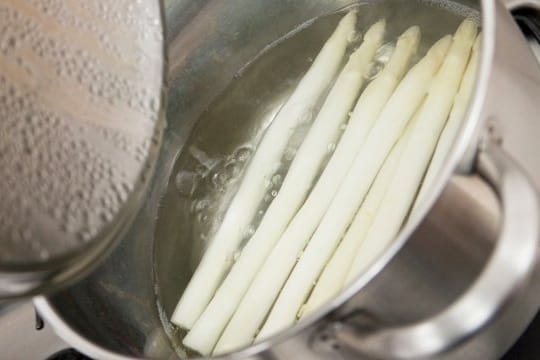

left=330, top=142, right=539, bottom=359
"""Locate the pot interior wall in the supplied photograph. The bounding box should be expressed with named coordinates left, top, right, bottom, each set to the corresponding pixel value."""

left=41, top=0, right=481, bottom=359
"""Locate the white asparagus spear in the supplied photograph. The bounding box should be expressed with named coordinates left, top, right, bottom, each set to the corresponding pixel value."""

left=171, top=11, right=358, bottom=329
left=182, top=20, right=386, bottom=356
left=413, top=34, right=481, bottom=212
left=346, top=19, right=477, bottom=284
left=301, top=109, right=421, bottom=316
left=256, top=34, right=453, bottom=340
left=214, top=34, right=450, bottom=355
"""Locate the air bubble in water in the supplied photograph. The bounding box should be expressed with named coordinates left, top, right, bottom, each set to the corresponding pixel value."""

left=193, top=199, right=210, bottom=213
left=176, top=171, right=198, bottom=197
left=327, top=143, right=336, bottom=153
left=234, top=146, right=252, bottom=162
left=197, top=213, right=208, bottom=223
left=284, top=147, right=296, bottom=161
left=244, top=226, right=255, bottom=238
left=367, top=43, right=395, bottom=80
left=223, top=161, right=241, bottom=181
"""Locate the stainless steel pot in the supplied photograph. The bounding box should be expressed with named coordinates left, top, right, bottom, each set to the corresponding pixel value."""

left=33, top=0, right=540, bottom=359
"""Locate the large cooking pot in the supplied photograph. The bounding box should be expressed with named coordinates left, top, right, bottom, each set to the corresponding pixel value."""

left=33, top=0, right=540, bottom=359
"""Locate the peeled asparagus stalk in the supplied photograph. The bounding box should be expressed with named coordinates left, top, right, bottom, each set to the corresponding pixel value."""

left=301, top=110, right=421, bottom=316
left=215, top=34, right=450, bottom=354
left=256, top=36, right=452, bottom=341
left=413, top=34, right=481, bottom=212
left=170, top=11, right=358, bottom=329
left=347, top=19, right=477, bottom=284
left=182, top=20, right=386, bottom=356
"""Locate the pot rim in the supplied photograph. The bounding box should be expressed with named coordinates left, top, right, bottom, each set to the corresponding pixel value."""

left=34, top=0, right=496, bottom=359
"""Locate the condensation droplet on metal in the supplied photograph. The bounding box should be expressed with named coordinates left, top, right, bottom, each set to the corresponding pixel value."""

left=0, top=0, right=164, bottom=264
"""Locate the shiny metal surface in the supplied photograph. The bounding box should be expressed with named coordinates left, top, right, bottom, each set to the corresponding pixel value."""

left=329, top=142, right=539, bottom=359
left=0, top=0, right=166, bottom=298
left=34, top=0, right=540, bottom=359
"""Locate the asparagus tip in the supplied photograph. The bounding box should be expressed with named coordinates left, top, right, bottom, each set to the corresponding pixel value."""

left=454, top=18, right=478, bottom=41
left=336, top=10, right=359, bottom=44
left=362, top=19, right=386, bottom=44
left=402, top=25, right=420, bottom=38
left=428, top=34, right=452, bottom=60
left=398, top=25, right=421, bottom=50
left=341, top=10, right=358, bottom=27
